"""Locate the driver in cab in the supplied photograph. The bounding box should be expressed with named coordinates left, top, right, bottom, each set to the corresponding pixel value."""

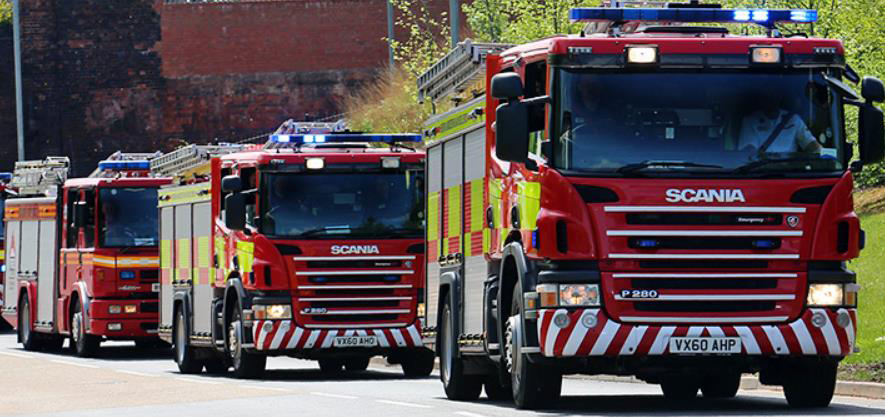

left=738, top=90, right=822, bottom=155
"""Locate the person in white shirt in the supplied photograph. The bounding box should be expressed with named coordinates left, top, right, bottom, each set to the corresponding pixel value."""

left=738, top=92, right=822, bottom=154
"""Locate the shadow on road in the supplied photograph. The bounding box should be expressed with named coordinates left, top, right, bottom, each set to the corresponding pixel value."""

left=458, top=394, right=885, bottom=416
left=8, top=340, right=172, bottom=362
left=253, top=367, right=435, bottom=383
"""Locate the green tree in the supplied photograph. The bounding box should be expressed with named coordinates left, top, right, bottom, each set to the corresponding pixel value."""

left=0, top=0, right=12, bottom=25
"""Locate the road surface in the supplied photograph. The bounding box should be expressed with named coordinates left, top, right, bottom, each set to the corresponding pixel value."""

left=1, top=330, right=884, bottom=417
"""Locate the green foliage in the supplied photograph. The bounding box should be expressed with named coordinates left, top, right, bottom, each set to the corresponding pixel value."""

left=0, top=0, right=12, bottom=25
left=464, top=0, right=591, bottom=44
left=844, top=210, right=885, bottom=370
left=340, top=70, right=435, bottom=134
left=387, top=0, right=452, bottom=78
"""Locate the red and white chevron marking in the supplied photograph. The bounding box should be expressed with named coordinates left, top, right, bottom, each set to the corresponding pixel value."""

left=251, top=321, right=423, bottom=351
left=537, top=308, right=856, bottom=358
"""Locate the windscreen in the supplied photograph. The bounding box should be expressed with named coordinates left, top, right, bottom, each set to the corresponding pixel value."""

left=98, top=188, right=159, bottom=247
left=262, top=168, right=424, bottom=239
left=554, top=69, right=845, bottom=176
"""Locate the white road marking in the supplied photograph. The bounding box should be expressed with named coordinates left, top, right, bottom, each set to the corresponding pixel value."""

left=116, top=370, right=158, bottom=378
left=0, top=350, right=34, bottom=359
left=49, top=359, right=100, bottom=369
left=375, top=399, right=432, bottom=409
left=455, top=411, right=487, bottom=417
left=239, top=384, right=291, bottom=392
left=175, top=377, right=222, bottom=385
left=311, top=392, right=358, bottom=399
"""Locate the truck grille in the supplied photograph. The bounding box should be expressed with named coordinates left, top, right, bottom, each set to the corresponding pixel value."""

left=292, top=255, right=418, bottom=328
left=601, top=205, right=806, bottom=324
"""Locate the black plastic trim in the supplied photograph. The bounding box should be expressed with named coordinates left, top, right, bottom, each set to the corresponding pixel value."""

left=808, top=263, right=856, bottom=283
left=537, top=269, right=601, bottom=284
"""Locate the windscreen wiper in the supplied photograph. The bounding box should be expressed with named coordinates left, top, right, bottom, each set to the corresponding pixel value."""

left=732, top=156, right=825, bottom=174
left=297, top=226, right=351, bottom=237
left=617, top=160, right=724, bottom=175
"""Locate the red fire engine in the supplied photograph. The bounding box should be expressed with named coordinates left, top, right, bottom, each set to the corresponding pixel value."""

left=155, top=122, right=434, bottom=378
left=0, top=172, right=12, bottom=331
left=1, top=154, right=171, bottom=356
left=417, top=2, right=885, bottom=409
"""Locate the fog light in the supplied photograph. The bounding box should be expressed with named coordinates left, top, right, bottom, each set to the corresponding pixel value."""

left=751, top=46, right=781, bottom=64
left=381, top=157, right=401, bottom=169
left=811, top=311, right=827, bottom=328
left=581, top=312, right=598, bottom=328
left=124, top=305, right=137, bottom=314
left=109, top=305, right=121, bottom=314
left=553, top=313, right=570, bottom=329
left=108, top=323, right=123, bottom=331
left=807, top=283, right=844, bottom=307
left=626, top=46, right=657, bottom=64
left=305, top=158, right=325, bottom=170
left=262, top=321, right=273, bottom=332
left=417, top=303, right=426, bottom=317
left=837, top=310, right=852, bottom=328
left=253, top=304, right=292, bottom=320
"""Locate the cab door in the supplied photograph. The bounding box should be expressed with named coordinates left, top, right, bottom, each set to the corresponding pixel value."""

left=59, top=188, right=80, bottom=332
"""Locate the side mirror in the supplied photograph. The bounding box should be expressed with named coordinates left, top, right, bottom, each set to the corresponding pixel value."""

left=491, top=73, right=524, bottom=100
left=221, top=175, right=243, bottom=193
left=73, top=201, right=87, bottom=228
left=862, top=76, right=885, bottom=103
left=859, top=103, right=885, bottom=165
left=224, top=193, right=246, bottom=230
left=495, top=101, right=530, bottom=163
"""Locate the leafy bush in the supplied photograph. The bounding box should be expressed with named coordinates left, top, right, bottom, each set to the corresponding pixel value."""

left=340, top=70, right=435, bottom=135
left=0, top=0, right=12, bottom=25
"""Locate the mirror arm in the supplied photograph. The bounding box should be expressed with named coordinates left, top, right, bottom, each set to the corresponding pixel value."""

left=523, top=95, right=551, bottom=106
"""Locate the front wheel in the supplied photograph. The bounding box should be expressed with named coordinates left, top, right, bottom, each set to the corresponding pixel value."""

left=344, top=357, right=371, bottom=372
left=439, top=298, right=482, bottom=400
left=783, top=362, right=837, bottom=408
left=660, top=377, right=699, bottom=401
left=400, top=348, right=434, bottom=377
left=71, top=301, right=100, bottom=358
left=318, top=359, right=344, bottom=373
left=227, top=305, right=266, bottom=379
left=174, top=309, right=202, bottom=374
left=700, top=372, right=741, bottom=399
left=19, top=296, right=41, bottom=351
left=507, top=285, right=561, bottom=409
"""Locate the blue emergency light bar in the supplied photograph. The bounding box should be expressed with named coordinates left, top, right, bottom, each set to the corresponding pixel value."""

left=270, top=133, right=422, bottom=144
left=569, top=7, right=817, bottom=27
left=98, top=160, right=151, bottom=171
left=0, top=172, right=12, bottom=181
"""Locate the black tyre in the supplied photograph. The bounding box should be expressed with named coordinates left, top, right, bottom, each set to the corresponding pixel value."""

left=42, top=335, right=65, bottom=352
left=174, top=308, right=202, bottom=374
left=227, top=305, right=266, bottom=379
left=661, top=377, right=700, bottom=401
left=783, top=362, right=837, bottom=408
left=439, top=298, right=482, bottom=400
left=507, top=285, right=561, bottom=409
left=700, top=372, right=741, bottom=399
left=344, top=357, right=371, bottom=372
left=484, top=376, right=513, bottom=401
left=400, top=348, right=435, bottom=377
left=71, top=301, right=100, bottom=358
left=19, top=296, right=42, bottom=351
left=203, top=358, right=230, bottom=374
left=319, top=359, right=344, bottom=373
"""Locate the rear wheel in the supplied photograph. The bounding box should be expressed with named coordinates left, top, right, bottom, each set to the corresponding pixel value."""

left=71, top=301, right=100, bottom=358
left=227, top=305, right=266, bottom=379
left=783, top=362, right=837, bottom=408
left=19, top=296, right=41, bottom=351
left=319, top=359, right=344, bottom=373
left=42, top=335, right=65, bottom=352
left=483, top=376, right=512, bottom=401
left=174, top=308, right=202, bottom=374
left=700, top=372, right=741, bottom=399
left=344, top=357, right=371, bottom=372
left=203, top=358, right=230, bottom=374
left=439, top=298, right=482, bottom=400
left=400, top=348, right=434, bottom=377
left=507, top=285, right=561, bottom=409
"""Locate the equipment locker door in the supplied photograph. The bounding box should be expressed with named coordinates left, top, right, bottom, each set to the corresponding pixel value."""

left=426, top=146, right=442, bottom=328
left=442, top=138, right=467, bottom=329
left=4, top=219, right=20, bottom=316
left=174, top=204, right=193, bottom=334
left=159, top=205, right=175, bottom=332
left=36, top=218, right=58, bottom=327
left=192, top=201, right=212, bottom=334
left=461, top=128, right=486, bottom=335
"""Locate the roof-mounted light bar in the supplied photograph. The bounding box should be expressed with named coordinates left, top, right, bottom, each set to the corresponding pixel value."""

left=569, top=7, right=818, bottom=27
left=269, top=133, right=422, bottom=145
left=0, top=172, right=12, bottom=182
left=98, top=160, right=151, bottom=171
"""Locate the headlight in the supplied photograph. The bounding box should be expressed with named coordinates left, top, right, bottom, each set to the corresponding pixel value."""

left=807, top=283, right=858, bottom=307
left=253, top=304, right=292, bottom=320
left=109, top=305, right=122, bottom=314
left=559, top=284, right=601, bottom=307
left=124, top=305, right=137, bottom=314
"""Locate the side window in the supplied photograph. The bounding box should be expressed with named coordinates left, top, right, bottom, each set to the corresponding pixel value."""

left=240, top=167, right=257, bottom=227
left=83, top=189, right=95, bottom=248
left=65, top=189, right=78, bottom=248
left=219, top=167, right=232, bottom=216
left=523, top=61, right=548, bottom=156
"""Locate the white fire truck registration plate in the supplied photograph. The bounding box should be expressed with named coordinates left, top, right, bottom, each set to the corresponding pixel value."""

left=333, top=336, right=378, bottom=348
left=669, top=337, right=741, bottom=354
left=151, top=283, right=160, bottom=292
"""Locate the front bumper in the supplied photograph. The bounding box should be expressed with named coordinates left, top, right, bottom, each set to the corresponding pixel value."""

left=88, top=299, right=159, bottom=338
left=536, top=308, right=855, bottom=358
left=251, top=320, right=423, bottom=352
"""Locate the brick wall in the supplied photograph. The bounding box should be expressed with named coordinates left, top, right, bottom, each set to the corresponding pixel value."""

left=0, top=24, right=15, bottom=172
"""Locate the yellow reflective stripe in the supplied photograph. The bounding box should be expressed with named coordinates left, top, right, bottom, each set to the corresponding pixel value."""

left=215, top=236, right=227, bottom=279
left=424, top=100, right=485, bottom=141
left=197, top=236, right=211, bottom=268
left=483, top=228, right=491, bottom=253
left=93, top=256, right=116, bottom=268
left=447, top=185, right=461, bottom=239
left=470, top=179, right=484, bottom=233
left=158, top=183, right=211, bottom=208
left=160, top=240, right=172, bottom=268
left=237, top=241, right=254, bottom=274
left=178, top=238, right=192, bottom=280
left=518, top=182, right=540, bottom=231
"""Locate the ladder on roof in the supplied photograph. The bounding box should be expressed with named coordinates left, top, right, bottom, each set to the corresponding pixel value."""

left=274, top=119, right=347, bottom=135
left=9, top=157, right=71, bottom=198
left=150, top=143, right=251, bottom=183
left=417, top=40, right=512, bottom=104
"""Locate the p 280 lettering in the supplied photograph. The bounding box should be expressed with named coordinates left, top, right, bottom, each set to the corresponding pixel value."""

left=620, top=289, right=659, bottom=299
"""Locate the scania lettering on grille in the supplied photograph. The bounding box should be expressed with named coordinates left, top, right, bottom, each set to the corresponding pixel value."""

left=665, top=188, right=746, bottom=203
left=330, top=245, right=380, bottom=255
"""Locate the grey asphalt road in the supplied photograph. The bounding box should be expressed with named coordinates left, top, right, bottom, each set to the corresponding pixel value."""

left=2, top=330, right=885, bottom=417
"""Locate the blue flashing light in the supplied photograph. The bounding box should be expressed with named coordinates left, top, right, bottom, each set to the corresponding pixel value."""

left=569, top=7, right=818, bottom=27
left=98, top=160, right=151, bottom=171
left=0, top=172, right=12, bottom=181
left=270, top=133, right=422, bottom=145
left=1, top=264, right=5, bottom=273
left=752, top=239, right=778, bottom=249
left=120, top=270, right=136, bottom=280
left=531, top=229, right=539, bottom=249
left=635, top=239, right=660, bottom=249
